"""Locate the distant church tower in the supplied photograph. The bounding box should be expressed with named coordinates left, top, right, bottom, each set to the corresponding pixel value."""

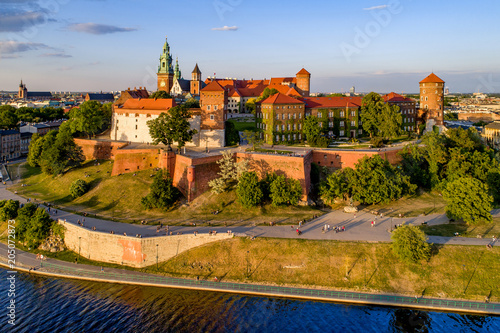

left=296, top=68, right=311, bottom=97
left=18, top=80, right=27, bottom=99
left=190, top=63, right=202, bottom=96
left=419, top=73, right=445, bottom=127
left=173, top=57, right=182, bottom=81
left=157, top=37, right=174, bottom=92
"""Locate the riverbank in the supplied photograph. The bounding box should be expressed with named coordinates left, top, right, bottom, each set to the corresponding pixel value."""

left=1, top=247, right=498, bottom=316
left=1, top=240, right=499, bottom=315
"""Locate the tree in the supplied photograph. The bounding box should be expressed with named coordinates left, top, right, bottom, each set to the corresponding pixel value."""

left=27, top=133, right=44, bottom=167
left=391, top=225, right=431, bottom=264
left=399, top=143, right=430, bottom=188
left=70, top=179, right=89, bottom=198
left=360, top=92, right=385, bottom=138
left=184, top=98, right=200, bottom=109
left=257, top=88, right=279, bottom=102
left=349, top=155, right=416, bottom=205
left=39, top=130, right=84, bottom=176
left=0, top=108, right=19, bottom=129
left=225, top=121, right=240, bottom=146
left=236, top=171, right=263, bottom=208
left=270, top=175, right=302, bottom=206
left=378, top=103, right=402, bottom=139
left=147, top=105, right=197, bottom=152
left=208, top=151, right=248, bottom=194
left=245, top=98, right=257, bottom=114
left=421, top=131, right=448, bottom=188
left=149, top=90, right=172, bottom=99
left=303, top=115, right=321, bottom=144
left=0, top=200, right=19, bottom=221
left=16, top=203, right=38, bottom=243
left=443, top=177, right=493, bottom=224
left=68, top=100, right=106, bottom=138
left=141, top=171, right=180, bottom=210
left=24, top=208, right=53, bottom=248
left=320, top=168, right=354, bottom=205
left=242, top=130, right=262, bottom=150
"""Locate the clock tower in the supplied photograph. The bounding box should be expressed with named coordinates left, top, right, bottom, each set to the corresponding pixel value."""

left=157, top=36, right=174, bottom=92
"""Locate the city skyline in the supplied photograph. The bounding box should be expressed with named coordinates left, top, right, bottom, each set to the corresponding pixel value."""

left=1, top=0, right=500, bottom=93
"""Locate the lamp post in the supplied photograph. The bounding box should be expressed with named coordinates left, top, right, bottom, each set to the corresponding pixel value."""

left=78, top=236, right=81, bottom=262
left=391, top=217, right=393, bottom=232
left=156, top=244, right=159, bottom=270
left=246, top=251, right=250, bottom=278
left=364, top=258, right=367, bottom=287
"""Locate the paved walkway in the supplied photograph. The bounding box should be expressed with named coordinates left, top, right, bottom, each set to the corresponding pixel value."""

left=1, top=178, right=498, bottom=247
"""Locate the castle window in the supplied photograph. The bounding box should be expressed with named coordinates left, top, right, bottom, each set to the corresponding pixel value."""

left=340, top=130, right=345, bottom=136
left=329, top=121, right=333, bottom=128
left=293, top=113, right=296, bottom=119
left=210, top=115, right=214, bottom=120
left=282, top=125, right=285, bottom=131
left=287, top=124, right=291, bottom=131
left=299, top=124, right=302, bottom=130
left=282, top=135, right=285, bottom=141
left=351, top=111, right=356, bottom=117
left=276, top=125, right=279, bottom=131
left=423, top=90, right=426, bottom=94
left=288, top=113, right=291, bottom=119
left=351, top=121, right=355, bottom=127
left=340, top=121, right=345, bottom=127
left=318, top=112, right=322, bottom=118
left=276, top=135, right=279, bottom=141
left=282, top=114, right=286, bottom=120
left=299, top=113, right=302, bottom=119
left=358, top=129, right=363, bottom=134
left=340, top=111, right=345, bottom=117
left=135, top=125, right=138, bottom=130
left=276, top=114, right=279, bottom=120
left=214, top=105, right=218, bottom=110
left=299, top=134, right=302, bottom=140
left=207, top=105, right=211, bottom=111
left=293, top=124, right=297, bottom=130
left=329, top=112, right=333, bottom=117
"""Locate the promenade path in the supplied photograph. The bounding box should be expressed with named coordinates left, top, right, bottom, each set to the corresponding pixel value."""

left=1, top=178, right=498, bottom=247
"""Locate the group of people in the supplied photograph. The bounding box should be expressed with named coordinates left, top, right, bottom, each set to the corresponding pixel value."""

left=36, top=254, right=46, bottom=260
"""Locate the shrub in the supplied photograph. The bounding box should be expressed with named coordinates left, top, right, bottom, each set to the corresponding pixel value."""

left=391, top=225, right=431, bottom=263
left=70, top=179, right=89, bottom=198
left=370, top=137, right=384, bottom=148
left=236, top=171, right=263, bottom=208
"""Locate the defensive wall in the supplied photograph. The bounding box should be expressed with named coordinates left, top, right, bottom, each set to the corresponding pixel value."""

left=60, top=220, right=233, bottom=268
left=74, top=139, right=403, bottom=203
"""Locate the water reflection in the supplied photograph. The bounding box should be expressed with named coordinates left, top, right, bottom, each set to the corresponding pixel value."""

left=1, top=269, right=498, bottom=333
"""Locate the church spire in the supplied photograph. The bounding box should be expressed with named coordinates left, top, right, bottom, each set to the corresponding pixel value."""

left=174, top=57, right=182, bottom=81
left=158, top=36, right=173, bottom=75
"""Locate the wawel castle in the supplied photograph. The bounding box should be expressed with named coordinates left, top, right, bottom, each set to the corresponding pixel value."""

left=111, top=37, right=443, bottom=148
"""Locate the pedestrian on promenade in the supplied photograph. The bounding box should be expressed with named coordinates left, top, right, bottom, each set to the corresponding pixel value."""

left=371, top=221, right=374, bottom=227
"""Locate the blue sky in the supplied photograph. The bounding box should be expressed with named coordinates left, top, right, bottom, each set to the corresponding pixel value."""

left=1, top=0, right=500, bottom=93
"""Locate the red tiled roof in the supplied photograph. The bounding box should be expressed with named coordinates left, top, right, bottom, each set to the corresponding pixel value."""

left=238, top=85, right=267, bottom=98
left=296, top=68, right=311, bottom=75
left=271, top=85, right=302, bottom=97
left=382, top=92, right=413, bottom=103
left=261, top=93, right=304, bottom=105
left=302, top=96, right=362, bottom=108
left=269, top=77, right=296, bottom=86
left=120, top=98, right=176, bottom=110
left=228, top=87, right=242, bottom=97
left=202, top=80, right=226, bottom=92
left=420, top=73, right=444, bottom=83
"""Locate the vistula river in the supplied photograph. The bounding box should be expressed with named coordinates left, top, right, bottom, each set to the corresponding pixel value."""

left=1, top=268, right=499, bottom=332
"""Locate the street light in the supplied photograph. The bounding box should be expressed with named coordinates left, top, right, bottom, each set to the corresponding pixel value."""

left=364, top=258, right=367, bottom=287
left=246, top=251, right=250, bottom=278
left=78, top=236, right=81, bottom=262
left=156, top=244, right=159, bottom=270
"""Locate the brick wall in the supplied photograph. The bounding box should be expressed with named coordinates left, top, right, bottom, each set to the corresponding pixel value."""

left=111, top=149, right=162, bottom=176
left=61, top=220, right=232, bottom=268
left=312, top=148, right=402, bottom=169
left=75, top=139, right=128, bottom=160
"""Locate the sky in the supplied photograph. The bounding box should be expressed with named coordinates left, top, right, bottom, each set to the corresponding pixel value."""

left=1, top=0, right=500, bottom=94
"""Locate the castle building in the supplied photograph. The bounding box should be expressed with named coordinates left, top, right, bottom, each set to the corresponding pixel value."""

left=255, top=94, right=363, bottom=144
left=199, top=80, right=228, bottom=147
left=157, top=37, right=174, bottom=92
left=382, top=92, right=417, bottom=132
left=419, top=73, right=445, bottom=127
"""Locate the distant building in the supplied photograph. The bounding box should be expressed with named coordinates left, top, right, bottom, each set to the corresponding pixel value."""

left=85, top=93, right=115, bottom=103
left=115, top=87, right=149, bottom=105
left=349, top=86, right=355, bottom=94
left=484, top=121, right=500, bottom=148
left=18, top=80, right=52, bottom=100
left=19, top=120, right=63, bottom=135
left=20, top=132, right=33, bottom=156
left=157, top=37, right=175, bottom=93
left=382, top=92, right=417, bottom=132
left=0, top=129, right=21, bottom=161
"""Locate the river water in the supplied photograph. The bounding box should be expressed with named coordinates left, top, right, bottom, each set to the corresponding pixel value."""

left=1, top=268, right=499, bottom=332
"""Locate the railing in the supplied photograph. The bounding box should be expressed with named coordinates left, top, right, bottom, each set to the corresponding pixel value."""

left=39, top=262, right=499, bottom=313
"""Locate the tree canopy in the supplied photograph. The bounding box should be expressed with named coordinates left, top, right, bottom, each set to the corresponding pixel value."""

left=141, top=171, right=180, bottom=210
left=149, top=91, right=172, bottom=99
left=391, top=225, right=431, bottom=264
left=270, top=175, right=302, bottom=206
left=68, top=100, right=110, bottom=139
left=209, top=150, right=248, bottom=194
left=236, top=171, right=263, bottom=208
left=147, top=105, right=197, bottom=151
left=360, top=92, right=402, bottom=139
left=443, top=177, right=493, bottom=224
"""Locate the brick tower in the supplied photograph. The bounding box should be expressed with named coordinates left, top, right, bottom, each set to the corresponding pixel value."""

left=190, top=63, right=202, bottom=96
left=157, top=36, right=174, bottom=92
left=296, top=68, right=311, bottom=97
left=419, top=73, right=445, bottom=127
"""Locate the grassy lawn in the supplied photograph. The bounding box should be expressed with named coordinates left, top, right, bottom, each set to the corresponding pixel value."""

left=421, top=217, right=500, bottom=239
left=227, top=118, right=257, bottom=132
left=360, top=191, right=447, bottom=218
left=9, top=162, right=323, bottom=226
left=142, top=237, right=500, bottom=302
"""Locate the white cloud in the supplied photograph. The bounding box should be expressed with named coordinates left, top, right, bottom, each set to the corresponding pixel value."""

left=363, top=5, right=388, bottom=10
left=211, top=25, right=238, bottom=31
left=0, top=40, right=50, bottom=54
left=67, top=23, right=137, bottom=35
